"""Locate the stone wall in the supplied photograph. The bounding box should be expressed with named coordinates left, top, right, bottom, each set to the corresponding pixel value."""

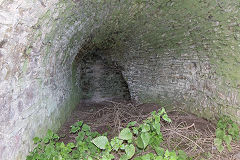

left=1, top=0, right=240, bottom=159
left=0, top=0, right=110, bottom=159
left=79, top=51, right=130, bottom=102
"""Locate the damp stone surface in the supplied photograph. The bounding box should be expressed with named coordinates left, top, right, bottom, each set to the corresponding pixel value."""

left=0, top=0, right=240, bottom=159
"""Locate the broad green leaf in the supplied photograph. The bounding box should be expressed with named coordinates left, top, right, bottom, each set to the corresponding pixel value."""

left=77, top=131, right=85, bottom=141
left=154, top=147, right=165, bottom=156
left=150, top=134, right=163, bottom=147
left=214, top=138, right=224, bottom=152
left=136, top=136, right=144, bottom=149
left=141, top=132, right=150, bottom=149
left=60, top=142, right=65, bottom=148
left=67, top=142, right=75, bottom=149
left=140, top=153, right=151, bottom=160
left=46, top=130, right=53, bottom=138
left=158, top=108, right=166, bottom=116
left=70, top=126, right=80, bottom=133
left=216, top=144, right=224, bottom=153
left=154, top=115, right=160, bottom=123
left=215, top=128, right=224, bottom=139
left=153, top=122, right=161, bottom=135
left=165, top=149, right=170, bottom=157
left=125, top=144, right=135, bottom=159
left=43, top=137, right=49, bottom=144
left=120, top=144, right=125, bottom=150
left=88, top=157, right=93, bottom=160
left=33, top=137, right=41, bottom=144
left=223, top=135, right=232, bottom=145
left=75, top=121, right=83, bottom=127
left=155, top=156, right=164, bottom=160
left=151, top=111, right=157, bottom=116
left=82, top=124, right=91, bottom=132
left=92, top=136, right=109, bottom=149
left=214, top=138, right=222, bottom=146
left=141, top=124, right=150, bottom=132
left=227, top=143, right=232, bottom=152
left=72, top=150, right=80, bottom=159
left=162, top=114, right=171, bottom=123
left=120, top=154, right=128, bottom=160
left=169, top=151, right=177, bottom=159
left=110, top=137, right=123, bottom=151
left=53, top=134, right=59, bottom=140
left=127, top=121, right=137, bottom=127
left=119, top=128, right=133, bottom=140
left=133, top=127, right=139, bottom=135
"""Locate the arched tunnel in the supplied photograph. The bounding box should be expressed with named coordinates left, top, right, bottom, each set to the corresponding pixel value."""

left=1, top=0, right=240, bottom=159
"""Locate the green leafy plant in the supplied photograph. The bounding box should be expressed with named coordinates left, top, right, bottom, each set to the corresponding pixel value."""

left=214, top=115, right=239, bottom=152
left=91, top=108, right=191, bottom=160
left=27, top=108, right=191, bottom=160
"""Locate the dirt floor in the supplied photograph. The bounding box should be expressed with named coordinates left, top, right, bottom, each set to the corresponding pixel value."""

left=57, top=100, right=240, bottom=160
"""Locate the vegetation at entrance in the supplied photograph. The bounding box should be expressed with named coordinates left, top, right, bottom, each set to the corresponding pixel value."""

left=214, top=115, right=239, bottom=153
left=26, top=100, right=240, bottom=160
left=26, top=108, right=192, bottom=160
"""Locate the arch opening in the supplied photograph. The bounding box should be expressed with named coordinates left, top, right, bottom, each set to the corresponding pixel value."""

left=78, top=50, right=131, bottom=102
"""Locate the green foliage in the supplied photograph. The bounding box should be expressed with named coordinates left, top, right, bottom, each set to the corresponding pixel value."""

left=91, top=136, right=109, bottom=149
left=27, top=108, right=192, bottom=160
left=119, top=128, right=133, bottom=141
left=214, top=115, right=239, bottom=152
left=133, top=149, right=191, bottom=160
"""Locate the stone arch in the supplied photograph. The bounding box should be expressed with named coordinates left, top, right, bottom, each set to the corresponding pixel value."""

left=0, top=0, right=240, bottom=159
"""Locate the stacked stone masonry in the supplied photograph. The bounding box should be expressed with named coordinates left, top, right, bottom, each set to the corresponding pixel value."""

left=0, top=0, right=240, bottom=159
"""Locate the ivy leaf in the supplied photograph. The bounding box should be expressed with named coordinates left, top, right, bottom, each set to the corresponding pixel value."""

left=136, top=132, right=150, bottom=149
left=125, top=144, right=135, bottom=159
left=141, top=124, right=150, bottom=132
left=169, top=151, right=177, bottom=159
left=141, top=132, right=150, bottom=148
left=154, top=115, right=160, bottom=123
left=223, top=134, right=232, bottom=151
left=67, top=142, right=75, bottom=149
left=53, top=134, right=59, bottom=140
left=75, top=121, right=83, bottom=127
left=214, top=138, right=224, bottom=153
left=127, top=121, right=137, bottom=128
left=110, top=137, right=123, bottom=151
left=165, top=149, right=170, bottom=157
left=46, top=130, right=53, bottom=139
left=119, top=128, right=133, bottom=140
left=136, top=136, right=144, bottom=149
left=154, top=147, right=165, bottom=156
left=133, top=127, right=139, bottom=135
left=162, top=114, right=171, bottom=123
left=140, top=153, right=151, bottom=159
left=70, top=126, right=80, bottom=133
left=158, top=108, right=166, bottom=116
left=223, top=135, right=232, bottom=145
left=88, top=157, right=93, bottom=160
left=91, top=136, right=109, bottom=149
left=43, top=137, right=49, bottom=144
left=120, top=154, right=128, bottom=160
left=33, top=137, right=41, bottom=144
left=215, top=128, right=224, bottom=139
left=228, top=123, right=240, bottom=140
left=150, top=134, right=163, bottom=147
left=77, top=131, right=86, bottom=141
left=153, top=122, right=161, bottom=135
left=82, top=124, right=91, bottom=132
